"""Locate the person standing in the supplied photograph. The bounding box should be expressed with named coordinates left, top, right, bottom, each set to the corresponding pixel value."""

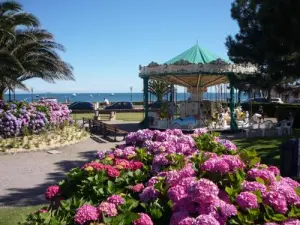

left=104, top=97, right=110, bottom=106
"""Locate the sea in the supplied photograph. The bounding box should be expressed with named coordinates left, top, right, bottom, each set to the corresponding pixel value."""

left=4, top=92, right=248, bottom=103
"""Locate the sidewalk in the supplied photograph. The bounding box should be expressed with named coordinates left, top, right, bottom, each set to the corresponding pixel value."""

left=0, top=138, right=117, bottom=206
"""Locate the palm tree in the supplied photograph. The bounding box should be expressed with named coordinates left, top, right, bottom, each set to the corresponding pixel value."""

left=148, top=80, right=171, bottom=101
left=0, top=1, right=74, bottom=100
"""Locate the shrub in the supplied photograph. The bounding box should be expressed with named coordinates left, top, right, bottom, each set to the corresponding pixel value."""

left=241, top=102, right=278, bottom=117
left=275, top=105, right=300, bottom=128
left=0, top=101, right=73, bottom=138
left=22, top=129, right=300, bottom=225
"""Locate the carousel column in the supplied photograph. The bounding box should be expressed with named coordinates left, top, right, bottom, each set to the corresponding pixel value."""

left=170, top=84, right=174, bottom=102
left=230, top=85, right=238, bottom=131
left=143, top=77, right=149, bottom=128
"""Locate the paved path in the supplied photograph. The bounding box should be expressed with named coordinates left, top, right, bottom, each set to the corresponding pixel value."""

left=0, top=138, right=117, bottom=207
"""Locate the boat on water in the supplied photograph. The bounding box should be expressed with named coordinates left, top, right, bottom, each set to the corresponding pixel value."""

left=72, top=93, right=76, bottom=97
left=110, top=93, right=115, bottom=96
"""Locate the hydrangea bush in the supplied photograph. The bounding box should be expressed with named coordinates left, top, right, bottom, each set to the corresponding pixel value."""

left=23, top=129, right=300, bottom=225
left=0, top=101, right=72, bottom=138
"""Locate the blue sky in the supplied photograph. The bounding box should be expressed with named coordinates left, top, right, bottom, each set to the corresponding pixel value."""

left=18, top=0, right=238, bottom=93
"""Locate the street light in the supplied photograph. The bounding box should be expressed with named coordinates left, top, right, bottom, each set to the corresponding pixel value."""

left=31, top=88, right=33, bottom=102
left=130, top=86, right=133, bottom=102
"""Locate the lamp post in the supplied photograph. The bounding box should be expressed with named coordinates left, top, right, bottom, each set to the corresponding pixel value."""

left=31, top=88, right=33, bottom=103
left=130, top=86, right=133, bottom=102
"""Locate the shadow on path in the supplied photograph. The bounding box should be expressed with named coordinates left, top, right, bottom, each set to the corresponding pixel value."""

left=0, top=150, right=97, bottom=207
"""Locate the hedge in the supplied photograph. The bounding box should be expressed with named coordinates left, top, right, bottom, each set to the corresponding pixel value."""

left=275, top=105, right=300, bottom=128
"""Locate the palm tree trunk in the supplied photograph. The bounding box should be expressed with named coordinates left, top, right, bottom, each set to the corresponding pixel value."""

left=0, top=87, right=5, bottom=100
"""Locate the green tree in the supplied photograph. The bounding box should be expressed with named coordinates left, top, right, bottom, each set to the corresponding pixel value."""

left=226, top=0, right=300, bottom=99
left=0, top=1, right=73, bottom=100
left=148, top=80, right=171, bottom=101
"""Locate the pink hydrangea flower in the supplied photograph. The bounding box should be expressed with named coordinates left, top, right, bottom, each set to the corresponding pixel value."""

left=98, top=202, right=118, bottom=217
left=220, top=155, right=245, bottom=171
left=218, top=190, right=230, bottom=203
left=201, top=157, right=230, bottom=173
left=45, top=185, right=60, bottom=200
left=247, top=168, right=276, bottom=184
left=236, top=192, right=259, bottom=209
left=270, top=180, right=299, bottom=205
left=281, top=177, right=300, bottom=189
left=107, top=195, right=125, bottom=206
left=264, top=191, right=288, bottom=214
left=133, top=213, right=153, bottom=225
left=168, top=185, right=187, bottom=203
left=193, top=128, right=208, bottom=135
left=139, top=186, right=159, bottom=202
left=74, top=204, right=99, bottom=225
left=218, top=200, right=238, bottom=218
left=165, top=170, right=181, bottom=187
left=267, top=166, right=280, bottom=176
left=178, top=217, right=196, bottom=225
left=282, top=219, right=300, bottom=225
left=179, top=163, right=196, bottom=178
left=178, top=177, right=197, bottom=190
left=170, top=211, right=189, bottom=225
left=131, top=183, right=144, bottom=193
left=195, top=214, right=220, bottom=225
left=242, top=181, right=267, bottom=195
left=188, top=178, right=219, bottom=204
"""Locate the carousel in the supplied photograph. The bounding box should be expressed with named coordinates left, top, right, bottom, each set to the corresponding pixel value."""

left=139, top=44, right=257, bottom=131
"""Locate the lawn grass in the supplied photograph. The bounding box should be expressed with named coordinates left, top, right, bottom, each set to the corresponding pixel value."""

left=0, top=205, right=45, bottom=225
left=72, top=112, right=144, bottom=121
left=232, top=131, right=300, bottom=168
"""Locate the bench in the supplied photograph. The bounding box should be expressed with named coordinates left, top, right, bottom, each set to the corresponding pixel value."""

left=103, top=123, right=128, bottom=141
left=85, top=118, right=128, bottom=141
left=94, top=110, right=116, bottom=121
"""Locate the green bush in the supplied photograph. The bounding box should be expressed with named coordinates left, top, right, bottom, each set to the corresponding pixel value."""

left=241, top=103, right=278, bottom=117
left=275, top=105, right=300, bottom=128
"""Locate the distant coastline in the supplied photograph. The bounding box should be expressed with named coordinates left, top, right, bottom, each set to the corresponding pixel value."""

left=4, top=92, right=247, bottom=103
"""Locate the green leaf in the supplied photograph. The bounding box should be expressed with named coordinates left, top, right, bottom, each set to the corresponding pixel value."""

left=135, top=169, right=142, bottom=177
left=255, top=177, right=265, bottom=185
left=150, top=208, right=162, bottom=219
left=253, top=190, right=263, bottom=203
left=295, top=187, right=300, bottom=196
left=271, top=214, right=287, bottom=222
left=264, top=204, right=274, bottom=219
left=107, top=180, right=115, bottom=193
left=225, top=186, right=234, bottom=195
left=249, top=157, right=261, bottom=167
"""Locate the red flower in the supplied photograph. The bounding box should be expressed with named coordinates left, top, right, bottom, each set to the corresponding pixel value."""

left=45, top=185, right=61, bottom=200
left=115, top=159, right=131, bottom=169
left=106, top=166, right=120, bottom=177
left=130, top=161, right=144, bottom=170
left=82, top=162, right=106, bottom=171
left=131, top=183, right=144, bottom=193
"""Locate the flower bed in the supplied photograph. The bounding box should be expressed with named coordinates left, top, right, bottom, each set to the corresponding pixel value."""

left=23, top=129, right=300, bottom=225
left=0, top=101, right=89, bottom=152
left=0, top=101, right=72, bottom=138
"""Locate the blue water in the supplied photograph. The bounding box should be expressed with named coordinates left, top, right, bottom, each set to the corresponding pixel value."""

left=4, top=92, right=248, bottom=103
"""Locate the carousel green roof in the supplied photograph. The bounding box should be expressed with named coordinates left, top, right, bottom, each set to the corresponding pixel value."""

left=165, top=44, right=226, bottom=65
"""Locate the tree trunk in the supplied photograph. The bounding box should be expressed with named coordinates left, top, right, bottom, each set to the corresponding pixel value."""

left=0, top=87, right=5, bottom=100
